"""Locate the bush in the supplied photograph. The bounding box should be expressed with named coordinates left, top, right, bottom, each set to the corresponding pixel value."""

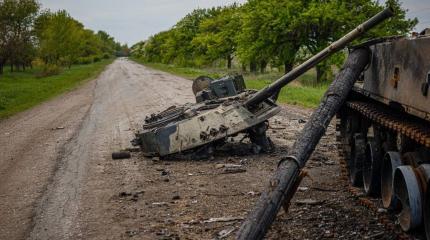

left=31, top=58, right=45, bottom=68
left=0, top=95, right=7, bottom=110
left=35, top=63, right=62, bottom=77
left=76, top=56, right=93, bottom=65
left=93, top=56, right=101, bottom=62
left=102, top=53, right=111, bottom=59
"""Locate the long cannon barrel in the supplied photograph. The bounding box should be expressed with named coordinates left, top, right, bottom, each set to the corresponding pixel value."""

left=245, top=7, right=394, bottom=107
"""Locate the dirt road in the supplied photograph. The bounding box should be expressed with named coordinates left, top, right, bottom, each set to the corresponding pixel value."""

left=0, top=58, right=392, bottom=239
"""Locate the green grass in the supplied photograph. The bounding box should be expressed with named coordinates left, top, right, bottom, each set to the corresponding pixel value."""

left=131, top=57, right=328, bottom=108
left=244, top=78, right=328, bottom=108
left=0, top=59, right=113, bottom=119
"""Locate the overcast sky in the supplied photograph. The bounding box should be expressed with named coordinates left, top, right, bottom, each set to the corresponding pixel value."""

left=39, top=0, right=430, bottom=45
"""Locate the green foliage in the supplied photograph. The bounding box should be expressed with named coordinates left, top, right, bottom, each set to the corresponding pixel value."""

left=0, top=0, right=40, bottom=72
left=35, top=63, right=62, bottom=77
left=192, top=4, right=240, bottom=68
left=245, top=78, right=328, bottom=108
left=132, top=0, right=417, bottom=85
left=0, top=1, right=121, bottom=76
left=35, top=10, right=118, bottom=67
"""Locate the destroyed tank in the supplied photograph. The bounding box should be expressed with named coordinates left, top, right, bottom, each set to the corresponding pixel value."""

left=133, top=74, right=280, bottom=159
left=336, top=28, right=430, bottom=238
left=132, top=7, right=394, bottom=161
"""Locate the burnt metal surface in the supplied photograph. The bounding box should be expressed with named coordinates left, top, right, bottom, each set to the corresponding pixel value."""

left=133, top=89, right=281, bottom=157
left=394, top=165, right=423, bottom=231
left=194, top=75, right=246, bottom=103
left=355, top=34, right=430, bottom=121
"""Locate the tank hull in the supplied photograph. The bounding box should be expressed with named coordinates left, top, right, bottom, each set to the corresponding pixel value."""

left=355, top=35, right=430, bottom=121
left=337, top=32, right=430, bottom=238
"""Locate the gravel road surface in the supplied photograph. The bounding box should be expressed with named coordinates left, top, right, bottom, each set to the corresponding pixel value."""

left=0, top=58, right=395, bottom=239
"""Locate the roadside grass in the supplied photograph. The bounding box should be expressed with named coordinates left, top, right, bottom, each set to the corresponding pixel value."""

left=131, top=57, right=328, bottom=108
left=0, top=59, right=114, bottom=119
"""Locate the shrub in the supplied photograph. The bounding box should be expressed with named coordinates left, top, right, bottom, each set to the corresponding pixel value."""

left=76, top=56, right=93, bottom=64
left=35, top=64, right=62, bottom=77
left=102, top=53, right=111, bottom=59
left=31, top=58, right=45, bottom=68
left=93, top=56, right=101, bottom=62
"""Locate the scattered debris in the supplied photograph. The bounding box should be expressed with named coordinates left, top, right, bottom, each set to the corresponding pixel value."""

left=152, top=202, right=168, bottom=206
left=203, top=216, right=244, bottom=223
left=216, top=227, right=235, bottom=239
left=112, top=151, right=131, bottom=160
left=214, top=163, right=247, bottom=174
left=215, top=164, right=225, bottom=169
left=364, top=231, right=385, bottom=239
left=118, top=191, right=144, bottom=202
left=223, top=168, right=246, bottom=174
left=246, top=191, right=259, bottom=196
left=298, top=187, right=309, bottom=192
left=125, top=230, right=139, bottom=237
left=295, top=199, right=325, bottom=205
left=51, top=126, right=65, bottom=130
left=124, top=147, right=140, bottom=152
left=215, top=163, right=242, bottom=169
left=239, top=159, right=248, bottom=165
left=269, top=126, right=286, bottom=130
left=377, top=208, right=387, bottom=213
left=172, top=194, right=180, bottom=200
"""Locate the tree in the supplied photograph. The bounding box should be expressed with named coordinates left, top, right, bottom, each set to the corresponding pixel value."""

left=300, top=0, right=417, bottom=83
left=97, top=30, right=118, bottom=57
left=36, top=9, right=120, bottom=67
left=0, top=0, right=39, bottom=74
left=192, top=5, right=240, bottom=68
left=237, top=0, right=306, bottom=73
left=138, top=8, right=220, bottom=66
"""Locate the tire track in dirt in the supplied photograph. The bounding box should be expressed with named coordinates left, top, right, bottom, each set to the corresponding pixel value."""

left=27, top=58, right=194, bottom=239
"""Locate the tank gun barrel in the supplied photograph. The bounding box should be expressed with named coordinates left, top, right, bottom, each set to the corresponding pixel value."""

left=244, top=7, right=394, bottom=107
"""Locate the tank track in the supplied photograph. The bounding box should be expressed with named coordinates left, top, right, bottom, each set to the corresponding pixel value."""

left=346, top=101, right=430, bottom=148
left=336, top=100, right=430, bottom=239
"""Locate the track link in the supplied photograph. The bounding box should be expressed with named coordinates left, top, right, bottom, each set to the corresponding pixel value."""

left=346, top=101, right=430, bottom=148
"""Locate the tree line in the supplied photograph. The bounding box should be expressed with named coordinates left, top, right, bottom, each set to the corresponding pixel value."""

left=131, top=0, right=417, bottom=83
left=0, top=0, right=127, bottom=76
